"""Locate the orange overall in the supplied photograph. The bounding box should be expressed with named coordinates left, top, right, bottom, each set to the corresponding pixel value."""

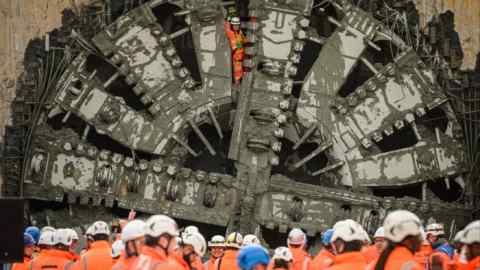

left=224, top=22, right=246, bottom=83
left=312, top=250, right=335, bottom=270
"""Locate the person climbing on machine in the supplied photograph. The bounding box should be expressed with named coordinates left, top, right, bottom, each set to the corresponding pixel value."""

left=224, top=16, right=246, bottom=86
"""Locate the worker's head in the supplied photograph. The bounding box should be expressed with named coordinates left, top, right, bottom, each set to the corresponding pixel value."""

left=38, top=230, right=55, bottom=250
left=225, top=232, right=243, bottom=250
left=287, top=228, right=306, bottom=249
left=383, top=210, right=422, bottom=253
left=182, top=232, right=206, bottom=264
left=91, top=221, right=111, bottom=242
left=462, top=220, right=480, bottom=260
left=231, top=17, right=241, bottom=31
left=64, top=228, right=79, bottom=252
left=237, top=245, right=270, bottom=270
left=24, top=233, right=35, bottom=257
left=54, top=229, right=73, bottom=251
left=144, top=215, right=179, bottom=255
left=373, top=227, right=386, bottom=253
left=425, top=223, right=445, bottom=244
left=321, top=229, right=334, bottom=251
left=272, top=247, right=293, bottom=270
left=121, top=220, right=146, bottom=258
left=330, top=221, right=364, bottom=254
left=208, top=235, right=225, bottom=259
left=25, top=226, right=40, bottom=245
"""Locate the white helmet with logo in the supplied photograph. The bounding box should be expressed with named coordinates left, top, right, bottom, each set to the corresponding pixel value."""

left=122, top=220, right=146, bottom=242
left=331, top=221, right=365, bottom=242
left=183, top=226, right=199, bottom=235
left=374, top=227, right=385, bottom=239
left=182, top=232, right=207, bottom=257
left=230, top=17, right=241, bottom=25
left=64, top=228, right=79, bottom=241
left=462, top=220, right=480, bottom=244
left=426, top=223, right=445, bottom=236
left=144, top=215, right=179, bottom=238
left=54, top=229, right=73, bottom=246
left=38, top=230, right=56, bottom=246
left=91, top=221, right=110, bottom=236
left=287, top=228, right=306, bottom=246
left=272, top=246, right=293, bottom=262
left=242, top=234, right=260, bottom=246
left=383, top=210, right=421, bottom=243
left=208, top=235, right=225, bottom=248
left=111, top=240, right=124, bottom=258
left=225, top=232, right=243, bottom=249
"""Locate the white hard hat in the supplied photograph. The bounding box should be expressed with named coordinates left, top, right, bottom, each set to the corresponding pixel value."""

left=208, top=235, right=225, bottom=247
left=54, top=229, right=73, bottom=246
left=331, top=221, right=365, bottom=242
left=462, top=220, right=480, bottom=244
left=426, top=223, right=445, bottom=236
left=242, top=234, right=260, bottom=246
left=144, top=215, right=179, bottom=238
left=184, top=226, right=199, bottom=235
left=230, top=17, right=240, bottom=25
left=85, top=225, right=94, bottom=236
left=182, top=232, right=207, bottom=257
left=111, top=240, right=124, bottom=258
left=287, top=228, right=306, bottom=246
left=64, top=229, right=79, bottom=241
left=225, top=232, right=243, bottom=248
left=272, top=246, right=293, bottom=262
left=38, top=231, right=56, bottom=246
left=41, top=226, right=56, bottom=233
left=91, top=221, right=110, bottom=236
left=374, top=227, right=385, bottom=239
left=383, top=210, right=421, bottom=243
left=333, top=219, right=357, bottom=230
left=122, top=220, right=146, bottom=242
left=454, top=230, right=464, bottom=243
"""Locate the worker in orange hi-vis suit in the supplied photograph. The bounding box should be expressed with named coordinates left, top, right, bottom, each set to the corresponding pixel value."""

left=224, top=17, right=246, bottom=85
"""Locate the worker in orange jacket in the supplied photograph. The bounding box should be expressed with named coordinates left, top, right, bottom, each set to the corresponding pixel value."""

left=268, top=247, right=292, bottom=270
left=69, top=221, right=113, bottom=270
left=12, top=233, right=35, bottom=270
left=128, top=215, right=184, bottom=270
left=111, top=220, right=145, bottom=270
left=326, top=220, right=367, bottom=270
left=287, top=228, right=312, bottom=270
left=204, top=235, right=225, bottom=270
left=181, top=231, right=206, bottom=270
left=312, top=229, right=335, bottom=270
left=458, top=220, right=480, bottom=270
left=30, top=229, right=74, bottom=270
left=415, top=236, right=433, bottom=269
left=224, top=17, right=246, bottom=85
left=363, top=227, right=386, bottom=265
left=372, top=210, right=424, bottom=270
left=216, top=232, right=243, bottom=270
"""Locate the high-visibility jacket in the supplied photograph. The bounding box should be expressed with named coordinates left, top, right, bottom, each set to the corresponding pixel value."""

left=326, top=251, right=366, bottom=270
left=429, top=250, right=452, bottom=270
left=67, top=251, right=79, bottom=262
left=12, top=256, right=32, bottom=270
left=362, top=245, right=380, bottom=264
left=383, top=246, right=424, bottom=270
left=216, top=249, right=240, bottom=270
left=129, top=246, right=183, bottom=270
left=464, top=257, right=480, bottom=270
left=312, top=250, right=335, bottom=270
left=289, top=247, right=312, bottom=270
left=415, top=242, right=433, bottom=269
left=190, top=256, right=204, bottom=270
left=224, top=22, right=246, bottom=51
left=204, top=257, right=217, bottom=270
left=69, top=241, right=113, bottom=270
left=29, top=249, right=73, bottom=270
left=171, top=252, right=189, bottom=270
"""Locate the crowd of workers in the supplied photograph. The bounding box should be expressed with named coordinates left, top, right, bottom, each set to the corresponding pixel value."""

left=11, top=209, right=480, bottom=270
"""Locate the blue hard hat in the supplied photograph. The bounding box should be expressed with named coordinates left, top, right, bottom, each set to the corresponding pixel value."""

left=322, top=229, right=334, bottom=245
left=25, top=226, right=40, bottom=244
left=237, top=244, right=270, bottom=270
left=436, top=243, right=454, bottom=259
left=24, top=233, right=35, bottom=246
